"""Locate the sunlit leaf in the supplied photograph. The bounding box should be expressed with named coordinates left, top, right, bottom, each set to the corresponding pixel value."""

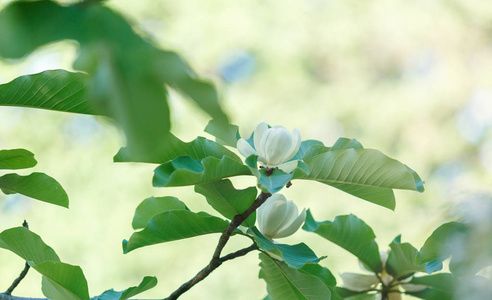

left=132, top=196, right=188, bottom=230
left=33, top=261, right=90, bottom=300
left=386, top=240, right=425, bottom=279
left=204, top=119, right=241, bottom=147
left=124, top=210, right=229, bottom=253
left=0, top=227, right=60, bottom=264
left=302, top=211, right=382, bottom=273
left=0, top=148, right=37, bottom=170
left=0, top=172, right=69, bottom=207
left=195, top=179, right=257, bottom=227
left=95, top=276, right=158, bottom=300
left=259, top=253, right=332, bottom=300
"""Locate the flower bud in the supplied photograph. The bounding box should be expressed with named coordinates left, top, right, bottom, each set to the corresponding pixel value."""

left=257, top=194, right=306, bottom=239
left=237, top=122, right=301, bottom=173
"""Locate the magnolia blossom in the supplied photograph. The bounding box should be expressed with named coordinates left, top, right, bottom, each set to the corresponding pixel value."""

left=340, top=251, right=426, bottom=300
left=257, top=194, right=306, bottom=239
left=237, top=122, right=301, bottom=173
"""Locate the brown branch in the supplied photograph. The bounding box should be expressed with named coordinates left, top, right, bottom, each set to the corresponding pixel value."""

left=164, top=191, right=271, bottom=300
left=0, top=294, right=46, bottom=300
left=4, top=221, right=30, bottom=296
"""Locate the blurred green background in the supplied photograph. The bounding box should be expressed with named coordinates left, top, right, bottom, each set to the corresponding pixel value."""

left=0, top=0, right=491, bottom=299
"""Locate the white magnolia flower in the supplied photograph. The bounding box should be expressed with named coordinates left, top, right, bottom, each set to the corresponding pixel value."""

left=341, top=250, right=426, bottom=299
left=237, top=122, right=301, bottom=173
left=257, top=194, right=306, bottom=239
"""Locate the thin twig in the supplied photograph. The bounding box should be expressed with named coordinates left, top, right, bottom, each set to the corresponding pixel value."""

left=164, top=191, right=271, bottom=300
left=0, top=294, right=46, bottom=300
left=4, top=221, right=31, bottom=296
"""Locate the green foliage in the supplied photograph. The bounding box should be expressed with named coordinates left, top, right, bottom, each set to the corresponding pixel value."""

left=386, top=239, right=425, bottom=279
left=205, top=119, right=241, bottom=147
left=0, top=172, right=69, bottom=207
left=131, top=196, right=188, bottom=230
left=195, top=179, right=257, bottom=227
left=124, top=209, right=230, bottom=253
left=252, top=228, right=322, bottom=269
left=259, top=253, right=333, bottom=300
left=0, top=148, right=37, bottom=170
left=0, top=70, right=95, bottom=115
left=409, top=273, right=456, bottom=293
left=34, top=261, right=90, bottom=300
left=419, top=222, right=469, bottom=263
left=0, top=227, right=60, bottom=264
left=303, top=211, right=382, bottom=273
left=95, top=276, right=158, bottom=300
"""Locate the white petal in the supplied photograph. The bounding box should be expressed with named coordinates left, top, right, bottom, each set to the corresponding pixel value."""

left=380, top=250, right=389, bottom=267
left=237, top=138, right=258, bottom=159
left=254, top=122, right=269, bottom=152
left=400, top=283, right=427, bottom=292
left=263, top=127, right=293, bottom=165
left=340, top=273, right=379, bottom=292
left=277, top=160, right=299, bottom=173
left=275, top=208, right=306, bottom=239
left=282, top=128, right=302, bottom=162
left=257, top=194, right=285, bottom=237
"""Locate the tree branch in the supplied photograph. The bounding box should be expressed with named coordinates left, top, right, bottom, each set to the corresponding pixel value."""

left=4, top=221, right=30, bottom=296
left=164, top=191, right=271, bottom=300
left=0, top=294, right=46, bottom=300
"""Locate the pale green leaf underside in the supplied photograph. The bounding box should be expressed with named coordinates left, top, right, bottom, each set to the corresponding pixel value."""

left=34, top=261, right=90, bottom=300
left=95, top=276, right=158, bottom=300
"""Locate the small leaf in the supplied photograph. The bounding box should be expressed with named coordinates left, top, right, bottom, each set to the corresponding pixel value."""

left=0, top=172, right=69, bottom=207
left=33, top=261, right=90, bottom=300
left=253, top=228, right=322, bottom=269
left=0, top=149, right=37, bottom=170
left=205, top=119, right=241, bottom=147
left=95, top=276, right=158, bottom=300
left=152, top=155, right=251, bottom=187
left=257, top=168, right=293, bottom=194
left=124, top=210, right=229, bottom=253
left=259, top=253, right=332, bottom=300
left=0, top=227, right=60, bottom=264
left=302, top=211, right=382, bottom=273
left=132, top=197, right=188, bottom=230
left=386, top=240, right=425, bottom=279
left=195, top=179, right=257, bottom=227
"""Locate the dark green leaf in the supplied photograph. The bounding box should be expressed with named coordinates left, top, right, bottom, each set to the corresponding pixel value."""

left=205, top=120, right=241, bottom=147
left=132, top=196, right=188, bottom=230
left=253, top=228, right=322, bottom=269
left=259, top=253, right=332, bottom=300
left=124, top=210, right=229, bottom=253
left=386, top=240, right=425, bottom=279
left=0, top=70, right=95, bottom=115
left=0, top=172, right=69, bottom=207
left=334, top=287, right=370, bottom=298
left=153, top=155, right=251, bottom=187
left=0, top=148, right=37, bottom=170
left=404, top=288, right=453, bottom=300
left=33, top=261, right=90, bottom=300
left=409, top=273, right=456, bottom=292
left=0, top=227, right=60, bottom=264
left=95, top=276, right=158, bottom=300
left=302, top=211, right=382, bottom=273
left=195, top=179, right=257, bottom=227
left=419, top=222, right=469, bottom=263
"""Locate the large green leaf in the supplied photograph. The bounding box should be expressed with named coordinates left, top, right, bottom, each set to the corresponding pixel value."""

left=297, top=146, right=424, bottom=210
left=419, top=222, right=469, bottom=263
left=404, top=288, right=453, bottom=300
left=0, top=1, right=228, bottom=160
left=195, top=179, right=257, bottom=227
left=0, top=172, right=69, bottom=207
left=0, top=148, right=37, bottom=170
left=386, top=240, right=425, bottom=279
left=252, top=228, right=322, bottom=269
left=114, top=135, right=241, bottom=164
left=259, top=253, right=332, bottom=300
left=204, top=119, right=241, bottom=147
left=302, top=211, right=382, bottom=273
left=0, top=70, right=95, bottom=115
left=131, top=196, right=188, bottom=230
left=32, top=261, right=90, bottom=300
left=299, top=264, right=341, bottom=300
left=95, top=276, right=158, bottom=300
left=123, top=210, right=229, bottom=253
left=153, top=155, right=251, bottom=187
left=409, top=273, right=456, bottom=292
left=0, top=227, right=60, bottom=264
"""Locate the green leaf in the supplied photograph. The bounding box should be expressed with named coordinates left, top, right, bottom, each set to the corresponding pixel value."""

left=0, top=227, right=60, bottom=264
left=404, top=288, right=453, bottom=300
left=297, top=146, right=424, bottom=210
left=289, top=140, right=324, bottom=161
left=259, top=253, right=332, bottom=300
left=302, top=211, right=382, bottom=273
left=334, top=287, right=371, bottom=299
left=252, top=228, right=322, bottom=269
left=124, top=210, right=229, bottom=253
left=132, top=196, right=188, bottom=230
left=33, top=261, right=90, bottom=300
left=114, top=135, right=241, bottom=164
left=0, top=172, right=69, bottom=208
left=331, top=138, right=363, bottom=150
left=386, top=240, right=425, bottom=279
left=298, top=264, right=342, bottom=300
left=0, top=70, right=95, bottom=115
left=257, top=168, right=293, bottom=194
left=204, top=120, right=240, bottom=147
left=409, top=273, right=456, bottom=292
left=419, top=222, right=469, bottom=263
left=0, top=148, right=37, bottom=170
left=195, top=179, right=257, bottom=227
left=153, top=155, right=251, bottom=187
left=95, top=276, right=158, bottom=300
